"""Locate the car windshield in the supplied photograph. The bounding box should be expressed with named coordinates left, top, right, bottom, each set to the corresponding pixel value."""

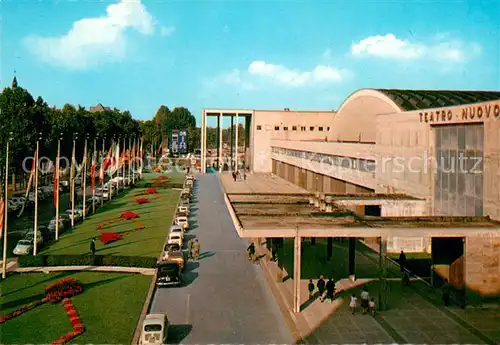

left=144, top=324, right=162, bottom=332
left=170, top=235, right=180, bottom=240
left=158, top=264, right=178, bottom=275
left=18, top=240, right=31, bottom=245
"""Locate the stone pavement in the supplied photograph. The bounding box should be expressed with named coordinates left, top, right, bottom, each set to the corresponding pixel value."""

left=150, top=174, right=292, bottom=344
left=254, top=240, right=497, bottom=344
left=220, top=172, right=308, bottom=194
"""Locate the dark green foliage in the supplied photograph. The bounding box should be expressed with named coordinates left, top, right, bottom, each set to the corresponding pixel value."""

left=17, top=255, right=157, bottom=268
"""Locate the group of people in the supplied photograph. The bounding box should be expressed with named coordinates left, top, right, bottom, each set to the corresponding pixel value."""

left=187, top=238, right=201, bottom=260
left=231, top=169, right=246, bottom=182
left=308, top=276, right=376, bottom=316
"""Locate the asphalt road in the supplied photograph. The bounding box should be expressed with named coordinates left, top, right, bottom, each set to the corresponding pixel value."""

left=151, top=174, right=293, bottom=344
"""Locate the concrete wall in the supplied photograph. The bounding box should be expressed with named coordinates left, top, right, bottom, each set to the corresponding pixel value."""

left=251, top=110, right=334, bottom=172
left=465, top=234, right=500, bottom=295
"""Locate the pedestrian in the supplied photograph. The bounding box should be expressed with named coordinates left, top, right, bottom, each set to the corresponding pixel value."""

left=369, top=298, right=376, bottom=316
left=402, top=270, right=411, bottom=286
left=325, top=278, right=336, bottom=302
left=360, top=287, right=370, bottom=314
left=192, top=239, right=200, bottom=260
left=442, top=278, right=452, bottom=307
left=247, top=242, right=256, bottom=261
left=90, top=239, right=96, bottom=256
left=243, top=170, right=247, bottom=180
left=232, top=171, right=236, bottom=182
left=350, top=293, right=357, bottom=314
left=308, top=279, right=315, bottom=299
left=317, top=275, right=326, bottom=302
left=399, top=250, right=407, bottom=273
left=187, top=239, right=193, bottom=259
left=272, top=242, right=278, bottom=261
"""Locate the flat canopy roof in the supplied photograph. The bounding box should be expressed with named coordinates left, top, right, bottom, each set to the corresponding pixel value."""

left=225, top=193, right=500, bottom=238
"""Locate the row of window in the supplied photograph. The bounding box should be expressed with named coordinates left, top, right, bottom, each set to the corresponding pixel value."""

left=271, top=147, right=376, bottom=172
left=256, top=125, right=330, bottom=132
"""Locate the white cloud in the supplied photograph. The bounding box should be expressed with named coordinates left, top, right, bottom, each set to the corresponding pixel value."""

left=206, top=69, right=255, bottom=90
left=351, top=33, right=480, bottom=62
left=24, top=0, right=163, bottom=70
left=247, top=61, right=348, bottom=87
left=161, top=26, right=175, bottom=36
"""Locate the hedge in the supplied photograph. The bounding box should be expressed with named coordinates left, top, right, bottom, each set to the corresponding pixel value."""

left=18, top=255, right=157, bottom=268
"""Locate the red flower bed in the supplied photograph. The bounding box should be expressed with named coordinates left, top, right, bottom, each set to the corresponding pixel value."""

left=121, top=211, right=139, bottom=220
left=45, top=278, right=84, bottom=303
left=135, top=198, right=149, bottom=204
left=0, top=299, right=45, bottom=323
left=145, top=188, right=157, bottom=194
left=158, top=175, right=169, bottom=180
left=99, top=232, right=122, bottom=244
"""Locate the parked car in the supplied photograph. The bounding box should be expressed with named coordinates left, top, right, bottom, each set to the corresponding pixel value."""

left=23, top=230, right=44, bottom=245
left=175, top=215, right=189, bottom=230
left=167, top=232, right=183, bottom=247
left=169, top=225, right=184, bottom=239
left=140, top=313, right=169, bottom=344
left=177, top=206, right=190, bottom=216
left=48, top=217, right=66, bottom=232
left=13, top=239, right=34, bottom=255
left=65, top=209, right=81, bottom=223
left=156, top=262, right=182, bottom=288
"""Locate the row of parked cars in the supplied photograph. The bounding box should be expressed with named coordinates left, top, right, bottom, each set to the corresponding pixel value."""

left=155, top=175, right=195, bottom=288
left=139, top=174, right=196, bottom=345
left=12, top=174, right=141, bottom=256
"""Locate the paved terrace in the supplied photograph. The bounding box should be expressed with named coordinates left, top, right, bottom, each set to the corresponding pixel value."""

left=220, top=172, right=309, bottom=194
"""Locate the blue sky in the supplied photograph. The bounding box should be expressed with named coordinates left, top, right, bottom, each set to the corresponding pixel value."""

left=1, top=0, right=499, bottom=124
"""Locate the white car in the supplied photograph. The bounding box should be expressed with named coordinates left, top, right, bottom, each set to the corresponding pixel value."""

left=24, top=231, right=43, bottom=245
left=65, top=209, right=81, bottom=222
left=177, top=206, right=190, bottom=216
left=175, top=216, right=189, bottom=230
left=140, top=314, right=169, bottom=345
left=167, top=233, right=183, bottom=247
left=169, top=225, right=184, bottom=239
left=13, top=240, right=34, bottom=255
left=48, top=217, right=65, bottom=232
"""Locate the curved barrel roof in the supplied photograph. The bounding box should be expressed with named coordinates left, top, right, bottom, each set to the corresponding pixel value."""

left=376, top=89, right=500, bottom=112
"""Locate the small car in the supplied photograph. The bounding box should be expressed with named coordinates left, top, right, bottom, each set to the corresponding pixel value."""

left=169, top=225, right=184, bottom=239
left=177, top=206, right=190, bottom=216
left=167, top=233, right=183, bottom=247
left=13, top=239, right=34, bottom=255
left=24, top=230, right=44, bottom=245
left=140, top=313, right=169, bottom=344
left=175, top=216, right=189, bottom=230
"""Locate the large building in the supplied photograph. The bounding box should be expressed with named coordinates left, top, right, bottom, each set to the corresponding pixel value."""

left=201, top=88, right=500, bottom=296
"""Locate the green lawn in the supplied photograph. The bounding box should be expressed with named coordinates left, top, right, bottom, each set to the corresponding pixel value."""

left=0, top=271, right=151, bottom=344
left=41, top=175, right=181, bottom=257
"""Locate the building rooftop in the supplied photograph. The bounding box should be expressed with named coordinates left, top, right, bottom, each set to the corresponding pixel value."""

left=376, top=89, right=500, bottom=112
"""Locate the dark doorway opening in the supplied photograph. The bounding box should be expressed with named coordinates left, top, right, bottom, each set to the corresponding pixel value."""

left=365, top=205, right=381, bottom=216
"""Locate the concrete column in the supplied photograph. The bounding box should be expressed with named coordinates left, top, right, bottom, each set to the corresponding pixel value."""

left=349, top=237, right=356, bottom=281
left=235, top=113, right=239, bottom=170
left=219, top=114, right=224, bottom=172
left=230, top=115, right=234, bottom=170
left=293, top=234, right=302, bottom=313
left=201, top=110, right=206, bottom=173
left=327, top=237, right=333, bottom=260
left=378, top=236, right=387, bottom=310
left=216, top=115, right=220, bottom=170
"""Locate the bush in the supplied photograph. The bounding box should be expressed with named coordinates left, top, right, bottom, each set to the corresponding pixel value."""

left=46, top=255, right=95, bottom=266
left=18, top=255, right=46, bottom=267
left=101, top=256, right=157, bottom=268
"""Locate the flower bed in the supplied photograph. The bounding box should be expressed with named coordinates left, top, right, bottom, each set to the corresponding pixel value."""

left=0, top=299, right=45, bottom=323
left=99, top=232, right=123, bottom=244
left=135, top=197, right=149, bottom=204
left=121, top=211, right=139, bottom=220
left=145, top=188, right=157, bottom=194
left=50, top=298, right=85, bottom=345
left=45, top=278, right=84, bottom=303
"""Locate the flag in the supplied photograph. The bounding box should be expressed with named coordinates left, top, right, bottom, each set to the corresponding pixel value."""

left=157, top=144, right=162, bottom=155
left=109, top=143, right=120, bottom=175
left=17, top=151, right=37, bottom=217
left=0, top=195, right=4, bottom=240
left=91, top=151, right=96, bottom=192
left=102, top=144, right=113, bottom=176
left=53, top=161, right=59, bottom=207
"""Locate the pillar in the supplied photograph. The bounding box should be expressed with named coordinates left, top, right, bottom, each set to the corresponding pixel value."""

left=327, top=237, right=333, bottom=260
left=230, top=115, right=234, bottom=170
left=219, top=114, right=224, bottom=172
left=216, top=114, right=220, bottom=170
left=349, top=237, right=356, bottom=281
left=235, top=113, right=239, bottom=170
left=245, top=115, right=251, bottom=171
left=378, top=236, right=387, bottom=310
left=293, top=235, right=302, bottom=313
left=201, top=110, right=206, bottom=173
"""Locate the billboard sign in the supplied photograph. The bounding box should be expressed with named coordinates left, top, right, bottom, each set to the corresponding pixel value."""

left=170, top=129, right=188, bottom=154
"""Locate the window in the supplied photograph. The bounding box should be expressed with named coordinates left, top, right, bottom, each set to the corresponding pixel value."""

left=274, top=126, right=280, bottom=131
left=256, top=125, right=262, bottom=130
left=327, top=127, right=330, bottom=131
left=292, top=126, right=297, bottom=131
left=309, top=126, right=315, bottom=131
left=319, top=127, right=324, bottom=131
left=301, top=126, right=306, bottom=131
left=283, top=126, right=289, bottom=131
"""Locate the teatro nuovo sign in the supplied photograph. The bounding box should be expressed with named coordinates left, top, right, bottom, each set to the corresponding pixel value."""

left=420, top=102, right=500, bottom=124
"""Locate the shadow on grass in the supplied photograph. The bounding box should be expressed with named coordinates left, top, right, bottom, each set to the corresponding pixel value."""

left=167, top=324, right=192, bottom=344
left=1, top=271, right=75, bottom=297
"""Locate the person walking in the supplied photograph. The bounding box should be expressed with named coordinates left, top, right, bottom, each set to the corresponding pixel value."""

left=308, top=279, right=315, bottom=299
left=187, top=238, right=194, bottom=259
left=325, top=278, right=336, bottom=302
left=192, top=239, right=200, bottom=260
left=247, top=242, right=256, bottom=261
left=317, top=275, right=326, bottom=302
left=399, top=250, right=407, bottom=273
left=350, top=294, right=358, bottom=314
left=442, top=279, right=452, bottom=307
left=232, top=171, right=237, bottom=182
left=243, top=170, right=247, bottom=181
left=369, top=298, right=376, bottom=316
left=90, top=239, right=96, bottom=256
left=360, top=287, right=370, bottom=314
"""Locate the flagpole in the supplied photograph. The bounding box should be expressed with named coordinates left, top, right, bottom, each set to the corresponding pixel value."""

left=2, top=133, right=12, bottom=279
left=93, top=138, right=96, bottom=214
left=110, top=138, right=115, bottom=201
left=140, top=138, right=144, bottom=179
left=128, top=137, right=131, bottom=186
left=132, top=137, right=136, bottom=185
left=101, top=137, right=105, bottom=207
left=33, top=134, right=40, bottom=256
left=70, top=135, right=76, bottom=228
left=122, top=137, right=125, bottom=191
left=82, top=136, right=88, bottom=220
left=55, top=134, right=61, bottom=241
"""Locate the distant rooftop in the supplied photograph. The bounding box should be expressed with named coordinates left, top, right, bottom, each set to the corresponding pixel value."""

left=89, top=103, right=111, bottom=113
left=376, top=89, right=500, bottom=112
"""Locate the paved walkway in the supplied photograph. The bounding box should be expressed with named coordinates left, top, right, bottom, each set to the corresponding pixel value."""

left=14, top=265, right=155, bottom=275
left=150, top=174, right=293, bottom=344
left=220, top=172, right=308, bottom=194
